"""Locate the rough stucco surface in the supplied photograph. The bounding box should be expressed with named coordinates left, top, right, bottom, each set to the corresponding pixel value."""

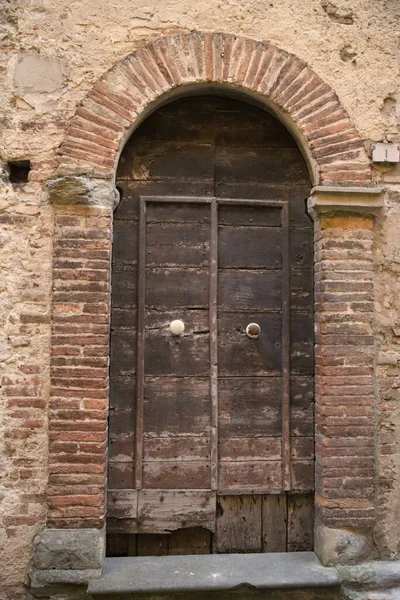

left=0, top=0, right=400, bottom=598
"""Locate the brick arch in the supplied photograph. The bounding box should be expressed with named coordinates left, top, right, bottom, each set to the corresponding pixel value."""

left=58, top=32, right=371, bottom=185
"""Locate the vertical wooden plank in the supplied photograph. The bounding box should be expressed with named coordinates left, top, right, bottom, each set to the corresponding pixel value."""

left=262, top=494, right=287, bottom=552
left=106, top=533, right=129, bottom=557
left=287, top=494, right=314, bottom=551
left=128, top=535, right=137, bottom=556
left=213, top=495, right=262, bottom=553
left=210, top=199, right=218, bottom=491
left=135, top=198, right=146, bottom=490
left=281, top=203, right=291, bottom=491
left=168, top=528, right=211, bottom=555
left=137, top=534, right=169, bottom=556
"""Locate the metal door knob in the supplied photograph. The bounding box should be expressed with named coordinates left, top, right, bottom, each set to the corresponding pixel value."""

left=246, top=323, right=261, bottom=339
left=170, top=319, right=185, bottom=336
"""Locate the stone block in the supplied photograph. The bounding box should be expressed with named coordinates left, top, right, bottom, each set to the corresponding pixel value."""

left=315, top=524, right=373, bottom=566
left=32, top=527, right=106, bottom=570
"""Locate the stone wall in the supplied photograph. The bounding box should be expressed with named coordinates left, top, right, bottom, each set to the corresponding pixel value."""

left=0, top=1, right=400, bottom=598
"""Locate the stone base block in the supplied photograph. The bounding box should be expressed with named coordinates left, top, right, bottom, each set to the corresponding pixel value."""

left=315, top=525, right=373, bottom=566
left=29, top=527, right=105, bottom=597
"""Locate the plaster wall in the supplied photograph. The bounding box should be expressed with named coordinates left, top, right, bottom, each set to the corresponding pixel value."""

left=1, top=1, right=400, bottom=598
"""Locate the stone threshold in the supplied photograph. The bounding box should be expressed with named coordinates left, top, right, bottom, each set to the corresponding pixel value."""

left=87, top=552, right=341, bottom=596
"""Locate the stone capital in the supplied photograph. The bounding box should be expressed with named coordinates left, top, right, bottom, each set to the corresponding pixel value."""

left=308, top=185, right=384, bottom=218
left=47, top=175, right=120, bottom=209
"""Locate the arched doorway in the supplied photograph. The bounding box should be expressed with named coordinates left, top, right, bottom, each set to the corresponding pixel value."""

left=107, top=94, right=314, bottom=556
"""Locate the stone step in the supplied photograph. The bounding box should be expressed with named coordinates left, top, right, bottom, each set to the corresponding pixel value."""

left=87, top=552, right=342, bottom=600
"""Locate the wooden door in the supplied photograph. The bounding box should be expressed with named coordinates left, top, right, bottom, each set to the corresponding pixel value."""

left=107, top=96, right=314, bottom=555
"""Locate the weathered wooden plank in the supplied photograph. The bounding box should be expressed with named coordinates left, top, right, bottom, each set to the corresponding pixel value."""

left=106, top=533, right=130, bottom=557
left=281, top=202, right=291, bottom=491
left=143, top=377, right=211, bottom=436
left=107, top=518, right=138, bottom=534
left=146, top=199, right=212, bottom=223
left=218, top=226, right=282, bottom=269
left=138, top=490, right=216, bottom=533
left=108, top=432, right=135, bottom=463
left=290, top=268, right=313, bottom=310
left=115, top=181, right=213, bottom=219
left=168, top=528, right=211, bottom=555
left=219, top=437, right=281, bottom=462
left=110, top=307, right=137, bottom=328
left=144, top=328, right=209, bottom=376
left=290, top=376, right=314, bottom=437
left=215, top=105, right=296, bottom=148
left=129, top=143, right=215, bottom=182
left=218, top=204, right=282, bottom=226
left=287, top=494, right=314, bottom=551
left=146, top=222, right=210, bottom=267
left=146, top=268, right=209, bottom=308
left=108, top=461, right=134, bottom=490
left=218, top=377, right=281, bottom=437
left=291, top=460, right=314, bottom=492
left=109, top=375, right=136, bottom=410
left=215, top=147, right=309, bottom=185
left=145, top=308, right=209, bottom=332
left=210, top=200, right=219, bottom=491
left=218, top=315, right=282, bottom=376
left=113, top=220, right=138, bottom=264
left=291, top=437, right=314, bottom=460
left=290, top=311, right=314, bottom=375
left=262, top=494, right=287, bottom=552
left=109, top=328, right=136, bottom=376
left=218, top=270, right=281, bottom=311
left=136, top=534, right=169, bottom=556
left=111, top=264, right=137, bottom=308
left=218, top=461, right=282, bottom=493
left=107, top=489, right=138, bottom=519
left=213, top=495, right=262, bottom=553
left=143, top=436, right=211, bottom=461
left=290, top=227, right=314, bottom=268
left=135, top=199, right=146, bottom=490
left=216, top=182, right=287, bottom=203
left=133, top=96, right=215, bottom=146
left=143, top=460, right=211, bottom=489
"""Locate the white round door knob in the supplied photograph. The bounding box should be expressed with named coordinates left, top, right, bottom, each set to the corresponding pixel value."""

left=170, top=319, right=185, bottom=336
left=246, top=322, right=261, bottom=339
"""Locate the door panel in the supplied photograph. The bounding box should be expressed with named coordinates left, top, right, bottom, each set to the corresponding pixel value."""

left=108, top=96, right=314, bottom=555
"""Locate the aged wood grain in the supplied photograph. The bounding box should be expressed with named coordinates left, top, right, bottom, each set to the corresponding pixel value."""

left=219, top=437, right=282, bottom=462
left=218, top=269, right=281, bottom=311
left=218, top=226, right=282, bottom=269
left=218, top=204, right=282, bottom=226
left=168, top=528, right=211, bottom=555
left=146, top=222, right=210, bottom=267
left=144, top=329, right=209, bottom=376
left=107, top=489, right=138, bottom=520
left=143, top=436, right=211, bottom=461
left=213, top=495, right=262, bottom=553
left=262, top=494, right=287, bottom=552
left=218, top=317, right=282, bottom=376
left=143, top=377, right=211, bottom=436
left=218, top=461, right=282, bottom=493
left=146, top=268, right=209, bottom=309
left=287, top=494, right=314, bottom=551
left=218, top=377, right=281, bottom=437
left=291, top=460, right=314, bottom=493
left=136, top=534, right=169, bottom=556
left=137, top=490, right=216, bottom=533
left=108, top=461, right=134, bottom=490
left=142, top=460, right=211, bottom=489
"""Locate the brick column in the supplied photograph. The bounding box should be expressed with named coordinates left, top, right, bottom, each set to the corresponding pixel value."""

left=30, top=176, right=118, bottom=592
left=309, top=186, right=383, bottom=565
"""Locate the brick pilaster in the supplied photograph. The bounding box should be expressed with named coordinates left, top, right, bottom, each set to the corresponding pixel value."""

left=314, top=214, right=375, bottom=529
left=47, top=204, right=113, bottom=528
